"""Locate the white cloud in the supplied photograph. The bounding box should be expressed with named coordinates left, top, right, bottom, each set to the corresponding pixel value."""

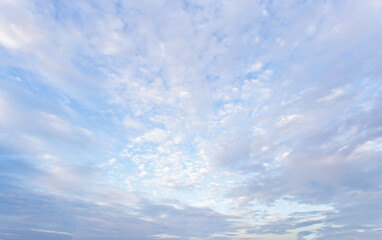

left=248, top=61, right=263, bottom=72
left=0, top=94, right=12, bottom=125
left=30, top=229, right=72, bottom=236
left=0, top=21, right=40, bottom=49
left=275, top=151, right=290, bottom=161
left=276, top=114, right=303, bottom=127
left=1, top=0, right=382, bottom=239
left=108, top=158, right=116, bottom=165
left=318, top=89, right=344, bottom=102
left=152, top=234, right=180, bottom=239
left=123, top=116, right=145, bottom=130
left=0, top=0, right=45, bottom=50
left=139, top=128, right=169, bottom=143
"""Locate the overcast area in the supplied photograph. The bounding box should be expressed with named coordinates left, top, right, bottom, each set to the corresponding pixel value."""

left=0, top=0, right=381, bottom=239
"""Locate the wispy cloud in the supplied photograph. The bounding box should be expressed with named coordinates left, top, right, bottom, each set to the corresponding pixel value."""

left=152, top=234, right=180, bottom=239
left=30, top=229, right=73, bottom=236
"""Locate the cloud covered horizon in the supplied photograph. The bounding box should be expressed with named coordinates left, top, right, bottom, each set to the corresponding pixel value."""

left=1, top=0, right=381, bottom=239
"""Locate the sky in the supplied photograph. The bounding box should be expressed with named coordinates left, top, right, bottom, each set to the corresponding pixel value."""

left=0, top=0, right=381, bottom=239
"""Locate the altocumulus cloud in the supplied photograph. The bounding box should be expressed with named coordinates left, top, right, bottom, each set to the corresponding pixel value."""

left=0, top=0, right=381, bottom=239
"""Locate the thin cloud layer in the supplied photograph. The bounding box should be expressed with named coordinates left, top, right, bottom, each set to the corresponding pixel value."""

left=0, top=0, right=381, bottom=239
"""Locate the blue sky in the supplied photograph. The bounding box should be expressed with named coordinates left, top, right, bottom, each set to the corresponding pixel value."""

left=0, top=0, right=382, bottom=239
